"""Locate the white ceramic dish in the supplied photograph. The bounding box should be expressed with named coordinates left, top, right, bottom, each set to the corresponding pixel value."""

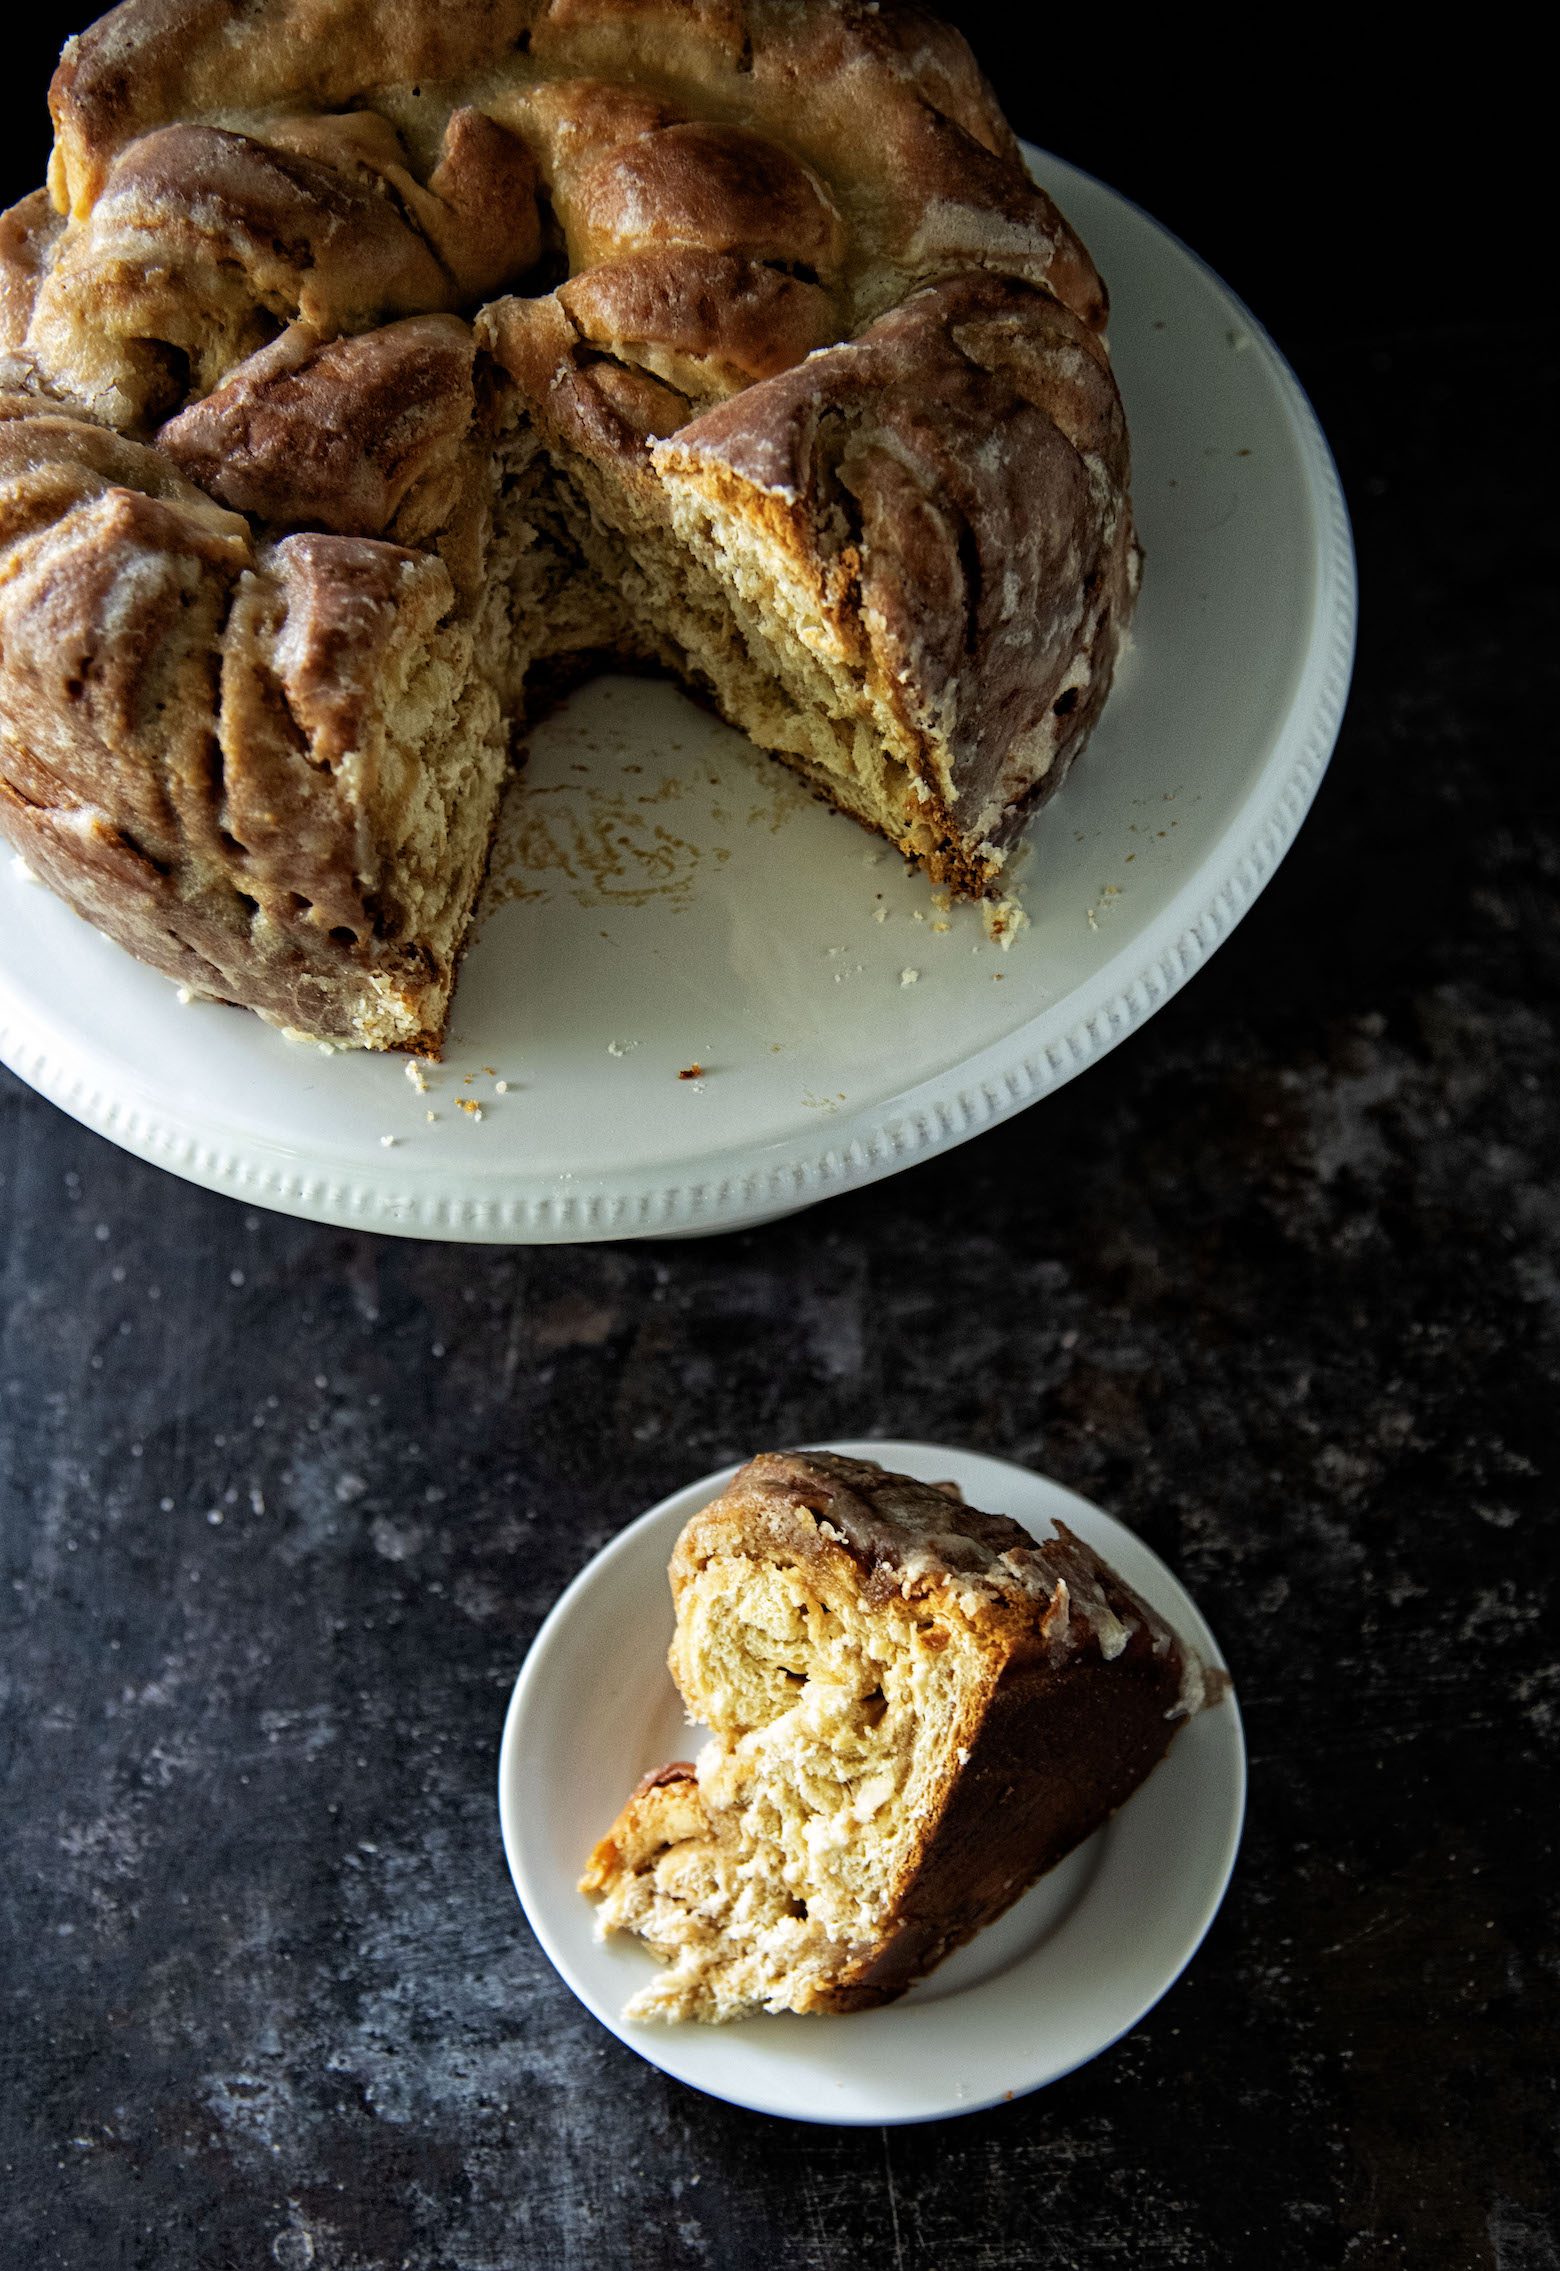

left=0, top=152, right=1354, bottom=1242
left=498, top=1440, right=1245, bottom=2125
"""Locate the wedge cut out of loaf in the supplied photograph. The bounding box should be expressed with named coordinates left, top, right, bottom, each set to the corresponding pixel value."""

left=581, top=1450, right=1222, bottom=2022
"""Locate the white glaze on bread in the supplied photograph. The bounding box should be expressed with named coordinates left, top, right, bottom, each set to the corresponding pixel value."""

left=0, top=0, right=1137, bottom=1049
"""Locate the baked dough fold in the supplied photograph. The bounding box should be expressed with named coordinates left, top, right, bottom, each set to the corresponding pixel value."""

left=0, top=0, right=1137, bottom=1048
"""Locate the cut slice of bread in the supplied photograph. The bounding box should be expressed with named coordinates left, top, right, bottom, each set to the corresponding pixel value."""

left=581, top=1451, right=1220, bottom=2022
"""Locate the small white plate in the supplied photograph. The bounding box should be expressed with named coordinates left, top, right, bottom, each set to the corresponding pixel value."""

left=0, top=150, right=1353, bottom=1241
left=498, top=1440, right=1245, bottom=2125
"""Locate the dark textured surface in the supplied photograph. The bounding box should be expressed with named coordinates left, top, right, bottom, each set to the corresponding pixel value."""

left=2, top=16, right=1557, bottom=2270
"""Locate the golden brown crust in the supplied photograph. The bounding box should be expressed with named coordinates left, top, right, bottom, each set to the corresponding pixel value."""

left=157, top=316, right=477, bottom=541
left=46, top=0, right=1105, bottom=324
left=559, top=252, right=837, bottom=398
left=48, top=0, right=535, bottom=214
left=257, top=107, right=543, bottom=307
left=498, top=77, right=682, bottom=196
left=3, top=0, right=1135, bottom=1043
left=569, top=121, right=846, bottom=274
left=478, top=292, right=687, bottom=483
left=0, top=192, right=65, bottom=355
left=34, top=124, right=457, bottom=426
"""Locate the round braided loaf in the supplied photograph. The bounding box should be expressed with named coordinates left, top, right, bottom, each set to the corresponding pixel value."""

left=0, top=0, right=1136, bottom=1051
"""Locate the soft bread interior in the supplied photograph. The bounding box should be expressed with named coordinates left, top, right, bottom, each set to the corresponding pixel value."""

left=316, top=415, right=628, bottom=1048
left=340, top=399, right=975, bottom=1049
left=495, top=430, right=941, bottom=863
left=328, top=622, right=506, bottom=1052
left=582, top=1543, right=990, bottom=2022
left=324, top=412, right=915, bottom=1047
left=652, top=461, right=945, bottom=863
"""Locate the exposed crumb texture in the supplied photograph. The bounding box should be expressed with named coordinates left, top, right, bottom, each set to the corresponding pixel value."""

left=0, top=0, right=1137, bottom=1049
left=581, top=1451, right=1218, bottom=2022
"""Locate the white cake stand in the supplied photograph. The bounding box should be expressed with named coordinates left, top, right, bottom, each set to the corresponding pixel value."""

left=0, top=151, right=1355, bottom=1241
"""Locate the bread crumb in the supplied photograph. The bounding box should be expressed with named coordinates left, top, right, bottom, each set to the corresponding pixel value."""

left=380, top=1134, right=396, bottom=1148
left=900, top=969, right=919, bottom=987
left=872, top=905, right=888, bottom=923
left=458, top=1098, right=483, bottom=1119
left=678, top=1063, right=704, bottom=1080
left=495, top=1079, right=510, bottom=1093
left=426, top=1111, right=437, bottom=1122
left=982, top=897, right=1030, bottom=949
left=1085, top=882, right=1122, bottom=933
left=405, top=1062, right=429, bottom=1093
left=931, top=920, right=950, bottom=933
left=175, top=985, right=195, bottom=1005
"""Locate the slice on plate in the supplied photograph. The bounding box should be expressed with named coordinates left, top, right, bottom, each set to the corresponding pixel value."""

left=581, top=1450, right=1221, bottom=2021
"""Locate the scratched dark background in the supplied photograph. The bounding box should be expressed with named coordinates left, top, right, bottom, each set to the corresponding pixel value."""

left=2, top=10, right=1555, bottom=2270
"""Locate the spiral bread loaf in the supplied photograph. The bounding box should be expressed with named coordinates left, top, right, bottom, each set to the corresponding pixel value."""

left=582, top=1452, right=1215, bottom=2022
left=0, top=0, right=1138, bottom=1051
